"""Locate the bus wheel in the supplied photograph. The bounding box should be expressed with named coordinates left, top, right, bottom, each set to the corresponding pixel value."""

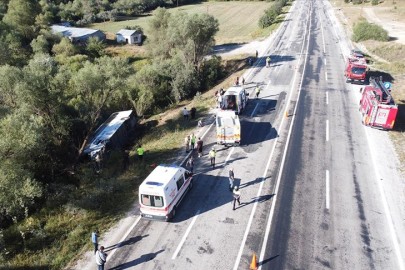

left=189, top=180, right=193, bottom=190
left=172, top=207, right=176, bottom=218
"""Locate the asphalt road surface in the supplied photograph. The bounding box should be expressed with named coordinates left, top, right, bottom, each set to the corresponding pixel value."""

left=83, top=0, right=405, bottom=269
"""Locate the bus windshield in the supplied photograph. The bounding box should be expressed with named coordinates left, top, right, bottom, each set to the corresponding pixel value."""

left=141, top=194, right=164, bottom=208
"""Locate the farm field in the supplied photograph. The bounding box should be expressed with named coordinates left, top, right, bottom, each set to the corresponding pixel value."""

left=89, top=1, right=275, bottom=45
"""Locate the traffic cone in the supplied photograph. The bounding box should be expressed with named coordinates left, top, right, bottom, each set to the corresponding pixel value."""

left=285, top=111, right=288, bottom=118
left=250, top=254, right=258, bottom=270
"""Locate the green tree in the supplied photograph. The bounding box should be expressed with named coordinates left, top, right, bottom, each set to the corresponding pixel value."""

left=69, top=57, right=132, bottom=158
left=30, top=35, right=50, bottom=54
left=0, top=110, right=45, bottom=221
left=2, top=0, right=41, bottom=39
left=85, top=36, right=106, bottom=58
left=52, top=37, right=79, bottom=59
left=0, top=65, right=22, bottom=109
left=0, top=0, right=8, bottom=21
left=18, top=54, right=72, bottom=147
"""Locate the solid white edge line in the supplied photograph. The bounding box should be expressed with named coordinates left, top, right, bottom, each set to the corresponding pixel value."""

left=318, top=10, right=326, bottom=54
left=326, top=92, right=329, bottom=105
left=326, top=120, right=329, bottom=142
left=325, top=58, right=327, bottom=65
left=233, top=2, right=306, bottom=269
left=363, top=128, right=405, bottom=270
left=223, top=146, right=235, bottom=167
left=258, top=2, right=313, bottom=269
left=325, top=71, right=328, bottom=81
left=326, top=170, right=330, bottom=210
left=250, top=103, right=260, bottom=118
left=107, top=216, right=142, bottom=261
left=171, top=210, right=201, bottom=260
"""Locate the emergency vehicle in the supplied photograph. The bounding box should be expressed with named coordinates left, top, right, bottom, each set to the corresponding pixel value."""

left=139, top=164, right=193, bottom=221
left=359, top=76, right=397, bottom=130
left=216, top=110, right=241, bottom=146
left=345, top=56, right=367, bottom=84
left=221, top=86, right=249, bottom=114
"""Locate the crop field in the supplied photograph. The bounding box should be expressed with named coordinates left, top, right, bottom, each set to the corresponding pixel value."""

left=89, top=1, right=275, bottom=45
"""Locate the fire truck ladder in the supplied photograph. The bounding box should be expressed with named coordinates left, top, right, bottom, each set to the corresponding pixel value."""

left=369, top=76, right=392, bottom=104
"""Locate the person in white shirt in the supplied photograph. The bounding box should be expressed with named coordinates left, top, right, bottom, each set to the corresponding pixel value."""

left=95, top=246, right=107, bottom=270
left=182, top=107, right=189, bottom=120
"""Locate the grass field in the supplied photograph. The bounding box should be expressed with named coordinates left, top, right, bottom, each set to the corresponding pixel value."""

left=89, top=1, right=275, bottom=45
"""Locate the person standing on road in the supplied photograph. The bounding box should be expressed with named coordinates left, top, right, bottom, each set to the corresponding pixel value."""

left=266, top=56, right=271, bottom=68
left=233, top=186, right=241, bottom=210
left=137, top=145, right=144, bottom=161
left=190, top=133, right=196, bottom=150
left=185, top=135, right=190, bottom=152
left=197, top=137, right=203, bottom=157
left=242, top=77, right=245, bottom=85
left=229, top=168, right=235, bottom=191
left=91, top=230, right=99, bottom=254
left=255, top=86, right=261, bottom=99
left=182, top=107, right=189, bottom=120
left=95, top=246, right=107, bottom=270
left=186, top=156, right=195, bottom=174
left=256, top=50, right=258, bottom=59
left=209, top=148, right=217, bottom=168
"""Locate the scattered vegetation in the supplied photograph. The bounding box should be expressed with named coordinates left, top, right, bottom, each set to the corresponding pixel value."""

left=259, top=0, right=288, bottom=29
left=352, top=20, right=389, bottom=42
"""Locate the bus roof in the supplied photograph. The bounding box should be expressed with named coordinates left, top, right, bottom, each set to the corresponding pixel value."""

left=83, top=110, right=133, bottom=155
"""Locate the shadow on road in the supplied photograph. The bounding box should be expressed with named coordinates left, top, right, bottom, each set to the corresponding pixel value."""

left=107, top=249, right=164, bottom=270
left=259, top=254, right=280, bottom=267
left=104, top=235, right=149, bottom=252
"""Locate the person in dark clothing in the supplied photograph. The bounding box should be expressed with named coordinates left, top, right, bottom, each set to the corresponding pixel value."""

left=229, top=168, right=235, bottom=191
left=186, top=156, right=195, bottom=174
left=190, top=107, right=197, bottom=119
left=196, top=137, right=203, bottom=158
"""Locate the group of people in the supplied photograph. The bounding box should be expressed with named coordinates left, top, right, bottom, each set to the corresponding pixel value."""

left=92, top=231, right=107, bottom=270
left=182, top=107, right=197, bottom=120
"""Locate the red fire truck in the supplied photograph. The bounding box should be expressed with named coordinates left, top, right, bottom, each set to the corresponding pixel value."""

left=359, top=76, right=397, bottom=130
left=345, top=56, right=367, bottom=84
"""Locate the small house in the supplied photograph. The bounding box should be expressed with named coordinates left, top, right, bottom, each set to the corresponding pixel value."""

left=51, top=25, right=106, bottom=44
left=116, top=29, right=142, bottom=45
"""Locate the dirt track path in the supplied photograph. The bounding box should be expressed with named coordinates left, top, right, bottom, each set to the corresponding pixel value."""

left=362, top=7, right=405, bottom=45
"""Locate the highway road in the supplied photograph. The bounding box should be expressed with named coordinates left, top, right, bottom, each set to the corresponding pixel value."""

left=82, top=0, right=405, bottom=269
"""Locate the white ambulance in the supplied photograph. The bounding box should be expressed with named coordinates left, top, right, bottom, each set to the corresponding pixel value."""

left=139, top=164, right=193, bottom=221
left=216, top=110, right=241, bottom=146
left=221, top=85, right=249, bottom=115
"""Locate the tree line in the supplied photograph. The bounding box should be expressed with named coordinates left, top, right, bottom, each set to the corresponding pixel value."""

left=0, top=0, right=221, bottom=245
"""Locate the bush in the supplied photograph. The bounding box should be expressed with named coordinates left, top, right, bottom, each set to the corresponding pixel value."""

left=371, top=0, right=378, bottom=5
left=352, top=20, right=389, bottom=42
left=199, top=55, right=224, bottom=91
left=259, top=7, right=278, bottom=28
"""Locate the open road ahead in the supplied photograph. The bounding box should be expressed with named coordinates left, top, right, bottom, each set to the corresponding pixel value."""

left=73, top=0, right=405, bottom=269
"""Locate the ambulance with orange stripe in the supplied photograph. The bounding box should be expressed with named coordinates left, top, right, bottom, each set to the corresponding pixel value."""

left=139, top=164, right=193, bottom=221
left=216, top=110, right=241, bottom=146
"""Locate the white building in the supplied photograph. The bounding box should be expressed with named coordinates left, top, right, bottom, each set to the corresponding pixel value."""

left=116, top=29, right=142, bottom=45
left=51, top=25, right=106, bottom=44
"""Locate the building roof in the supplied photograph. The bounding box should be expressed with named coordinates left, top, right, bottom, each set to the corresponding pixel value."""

left=117, top=29, right=141, bottom=36
left=83, top=110, right=133, bottom=155
left=51, top=25, right=102, bottom=38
